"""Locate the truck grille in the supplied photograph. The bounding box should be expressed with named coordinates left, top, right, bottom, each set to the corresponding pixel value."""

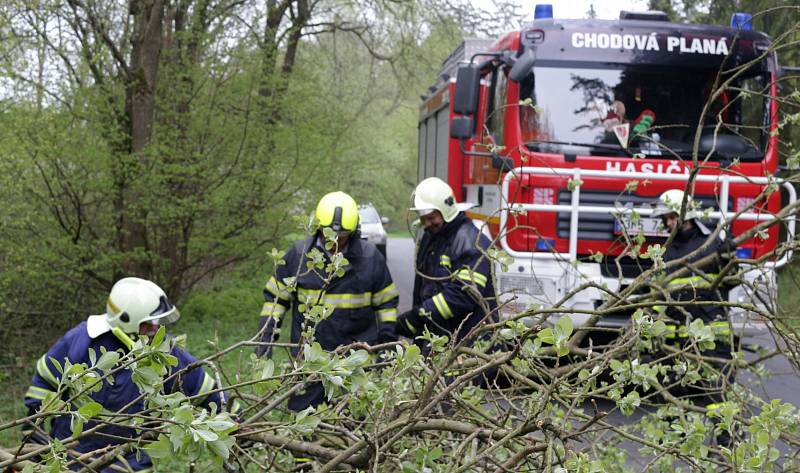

left=556, top=190, right=729, bottom=241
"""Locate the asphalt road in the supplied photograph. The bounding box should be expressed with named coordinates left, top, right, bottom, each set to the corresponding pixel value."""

left=385, top=237, right=800, bottom=465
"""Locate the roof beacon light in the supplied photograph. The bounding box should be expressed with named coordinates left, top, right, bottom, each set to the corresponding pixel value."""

left=534, top=4, right=553, bottom=20
left=731, top=12, right=753, bottom=30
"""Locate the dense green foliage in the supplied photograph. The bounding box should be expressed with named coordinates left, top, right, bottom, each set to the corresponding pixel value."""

left=0, top=0, right=470, bottom=450
left=0, top=2, right=463, bottom=344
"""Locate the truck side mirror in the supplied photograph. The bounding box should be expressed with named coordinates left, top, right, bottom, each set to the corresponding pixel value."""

left=509, top=49, right=536, bottom=83
left=452, top=65, right=480, bottom=115
left=450, top=116, right=474, bottom=140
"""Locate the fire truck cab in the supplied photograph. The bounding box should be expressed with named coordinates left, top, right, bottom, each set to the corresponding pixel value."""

left=417, top=7, right=795, bottom=335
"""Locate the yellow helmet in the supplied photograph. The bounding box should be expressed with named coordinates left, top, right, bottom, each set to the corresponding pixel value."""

left=315, top=191, right=359, bottom=233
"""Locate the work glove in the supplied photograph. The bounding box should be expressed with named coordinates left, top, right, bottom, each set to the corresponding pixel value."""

left=378, top=322, right=398, bottom=344
left=396, top=307, right=423, bottom=338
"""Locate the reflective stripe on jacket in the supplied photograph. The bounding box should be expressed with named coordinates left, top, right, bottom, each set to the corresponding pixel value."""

left=661, top=222, right=732, bottom=323
left=412, top=212, right=498, bottom=341
left=259, top=235, right=398, bottom=353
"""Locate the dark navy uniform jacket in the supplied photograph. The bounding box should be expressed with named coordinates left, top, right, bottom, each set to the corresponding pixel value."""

left=409, top=212, right=498, bottom=342
left=662, top=222, right=731, bottom=323
left=257, top=234, right=398, bottom=411
left=24, top=321, right=232, bottom=471
left=258, top=234, right=399, bottom=354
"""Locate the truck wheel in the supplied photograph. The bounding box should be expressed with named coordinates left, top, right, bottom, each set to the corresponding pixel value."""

left=377, top=244, right=387, bottom=258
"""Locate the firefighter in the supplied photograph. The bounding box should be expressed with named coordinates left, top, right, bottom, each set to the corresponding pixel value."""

left=396, top=177, right=497, bottom=345
left=256, top=191, right=399, bottom=411
left=651, top=189, right=736, bottom=334
left=23, top=277, right=238, bottom=472
left=651, top=189, right=738, bottom=445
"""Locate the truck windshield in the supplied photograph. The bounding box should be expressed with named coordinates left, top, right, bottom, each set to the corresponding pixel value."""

left=519, top=64, right=769, bottom=160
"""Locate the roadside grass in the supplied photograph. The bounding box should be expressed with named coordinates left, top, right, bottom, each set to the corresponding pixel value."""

left=0, top=355, right=33, bottom=447
left=174, top=276, right=293, bottom=386
left=173, top=278, right=264, bottom=373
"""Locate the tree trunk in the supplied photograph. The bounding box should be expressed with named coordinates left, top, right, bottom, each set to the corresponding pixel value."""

left=118, top=0, right=166, bottom=278
left=157, top=0, right=209, bottom=297
left=259, top=0, right=293, bottom=123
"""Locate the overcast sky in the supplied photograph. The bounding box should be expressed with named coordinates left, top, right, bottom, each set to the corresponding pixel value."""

left=483, top=0, right=650, bottom=21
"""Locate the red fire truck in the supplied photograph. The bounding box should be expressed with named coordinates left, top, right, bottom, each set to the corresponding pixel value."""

left=417, top=7, right=795, bottom=334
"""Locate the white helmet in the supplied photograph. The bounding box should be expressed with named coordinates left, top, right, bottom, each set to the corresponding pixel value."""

left=651, top=189, right=699, bottom=220
left=87, top=277, right=180, bottom=338
left=410, top=177, right=460, bottom=223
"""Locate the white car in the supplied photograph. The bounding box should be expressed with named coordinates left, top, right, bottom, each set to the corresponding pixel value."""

left=358, top=204, right=388, bottom=257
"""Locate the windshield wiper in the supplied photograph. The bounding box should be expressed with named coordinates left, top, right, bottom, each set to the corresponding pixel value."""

left=525, top=139, right=634, bottom=156
left=669, top=147, right=764, bottom=162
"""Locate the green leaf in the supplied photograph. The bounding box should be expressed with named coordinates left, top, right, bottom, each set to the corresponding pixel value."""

left=345, top=349, right=369, bottom=367
left=193, top=428, right=219, bottom=442
left=499, top=328, right=515, bottom=339
left=207, top=419, right=236, bottom=432
left=70, top=416, right=84, bottom=439
left=95, top=350, right=121, bottom=372
left=145, top=435, right=174, bottom=459
left=567, top=178, right=583, bottom=191
left=49, top=357, right=64, bottom=375
left=649, top=320, right=666, bottom=337
left=619, top=391, right=640, bottom=416
left=746, top=456, right=761, bottom=468
left=174, top=405, right=194, bottom=424
left=429, top=446, right=443, bottom=460
left=77, top=401, right=102, bottom=419
left=163, top=353, right=179, bottom=367
left=208, top=437, right=234, bottom=461
left=756, top=430, right=770, bottom=447
left=403, top=344, right=421, bottom=365
left=537, top=328, right=554, bottom=344
left=88, top=348, right=97, bottom=367
left=303, top=342, right=327, bottom=363
left=555, top=316, right=573, bottom=338
left=326, top=375, right=344, bottom=387
left=132, top=365, right=161, bottom=388
left=260, top=359, right=274, bottom=379
left=151, top=325, right=166, bottom=347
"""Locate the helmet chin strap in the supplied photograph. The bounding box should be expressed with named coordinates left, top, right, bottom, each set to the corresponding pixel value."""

left=111, top=327, right=135, bottom=351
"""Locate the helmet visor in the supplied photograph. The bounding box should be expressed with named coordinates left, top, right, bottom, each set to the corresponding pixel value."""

left=650, top=206, right=676, bottom=219
left=147, top=296, right=181, bottom=325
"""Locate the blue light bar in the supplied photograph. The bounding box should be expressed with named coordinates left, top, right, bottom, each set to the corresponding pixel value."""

left=535, top=238, right=554, bottom=251
left=736, top=247, right=754, bottom=259
left=534, top=4, right=553, bottom=20
left=731, top=12, right=753, bottom=30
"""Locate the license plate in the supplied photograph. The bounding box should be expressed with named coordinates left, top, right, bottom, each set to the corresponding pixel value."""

left=614, top=215, right=668, bottom=237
